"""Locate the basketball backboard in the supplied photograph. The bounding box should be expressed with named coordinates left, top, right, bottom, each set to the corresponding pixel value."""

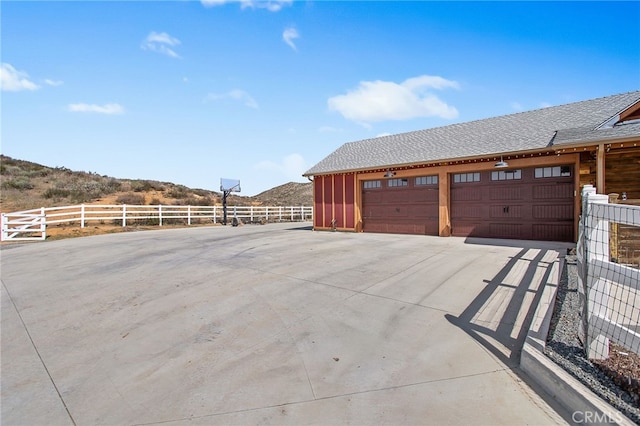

left=220, top=178, right=241, bottom=193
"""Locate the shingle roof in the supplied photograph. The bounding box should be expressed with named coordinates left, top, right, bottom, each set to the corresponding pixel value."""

left=304, top=91, right=640, bottom=176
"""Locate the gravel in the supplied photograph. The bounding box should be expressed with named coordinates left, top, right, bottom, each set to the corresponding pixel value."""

left=545, top=254, right=640, bottom=423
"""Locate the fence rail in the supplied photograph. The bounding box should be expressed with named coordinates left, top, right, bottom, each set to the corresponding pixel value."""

left=577, top=185, right=640, bottom=359
left=2, top=204, right=313, bottom=241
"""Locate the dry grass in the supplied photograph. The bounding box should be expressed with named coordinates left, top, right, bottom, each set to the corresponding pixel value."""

left=1, top=155, right=311, bottom=213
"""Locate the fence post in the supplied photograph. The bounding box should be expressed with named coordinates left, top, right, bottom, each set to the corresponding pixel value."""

left=578, top=185, right=596, bottom=348
left=266, top=207, right=269, bottom=222
left=122, top=204, right=127, bottom=227
left=159, top=205, right=163, bottom=226
left=40, top=207, right=46, bottom=240
left=188, top=205, right=191, bottom=226
left=584, top=192, right=611, bottom=360
left=213, top=206, right=217, bottom=224
left=251, top=206, right=254, bottom=223
left=1, top=213, right=6, bottom=241
left=81, top=204, right=86, bottom=228
left=608, top=193, right=619, bottom=263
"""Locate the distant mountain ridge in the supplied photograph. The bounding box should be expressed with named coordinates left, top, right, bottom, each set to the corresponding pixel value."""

left=0, top=155, right=312, bottom=213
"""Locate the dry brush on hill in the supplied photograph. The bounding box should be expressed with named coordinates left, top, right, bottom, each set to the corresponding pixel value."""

left=0, top=155, right=312, bottom=214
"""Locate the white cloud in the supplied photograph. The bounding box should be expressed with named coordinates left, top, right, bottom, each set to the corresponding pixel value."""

left=327, top=75, right=460, bottom=123
left=141, top=31, right=181, bottom=58
left=510, top=102, right=523, bottom=111
left=1, top=63, right=40, bottom=92
left=68, top=103, right=124, bottom=115
left=45, top=79, right=64, bottom=87
left=205, top=89, right=259, bottom=109
left=256, top=153, right=307, bottom=182
left=283, top=27, right=299, bottom=51
left=539, top=101, right=552, bottom=108
left=201, top=0, right=292, bottom=11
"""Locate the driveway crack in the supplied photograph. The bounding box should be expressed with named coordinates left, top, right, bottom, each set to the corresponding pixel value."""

left=1, top=279, right=77, bottom=426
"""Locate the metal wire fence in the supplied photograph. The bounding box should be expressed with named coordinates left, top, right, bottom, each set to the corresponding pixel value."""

left=577, top=185, right=640, bottom=359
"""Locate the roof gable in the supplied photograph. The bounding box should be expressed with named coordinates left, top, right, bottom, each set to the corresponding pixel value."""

left=305, top=91, right=640, bottom=176
left=619, top=99, right=640, bottom=123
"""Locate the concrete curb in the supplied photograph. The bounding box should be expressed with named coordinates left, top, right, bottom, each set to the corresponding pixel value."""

left=520, top=257, right=636, bottom=426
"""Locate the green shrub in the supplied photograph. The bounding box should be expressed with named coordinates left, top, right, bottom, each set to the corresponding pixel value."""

left=171, top=196, right=204, bottom=206
left=131, top=180, right=164, bottom=192
left=192, top=188, right=212, bottom=197
left=68, top=190, right=95, bottom=204
left=167, top=185, right=189, bottom=199
left=103, top=178, right=122, bottom=193
left=116, top=193, right=146, bottom=205
left=43, top=187, right=71, bottom=199
left=2, top=177, right=34, bottom=190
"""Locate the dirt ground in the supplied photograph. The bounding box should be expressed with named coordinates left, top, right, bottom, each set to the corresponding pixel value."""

left=593, top=343, right=640, bottom=405
left=44, top=221, right=223, bottom=240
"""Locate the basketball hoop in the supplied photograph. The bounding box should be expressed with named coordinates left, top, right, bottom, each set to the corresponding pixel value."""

left=220, top=178, right=241, bottom=225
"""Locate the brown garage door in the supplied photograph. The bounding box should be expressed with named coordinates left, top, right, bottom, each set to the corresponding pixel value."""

left=362, top=176, right=439, bottom=235
left=450, top=166, right=574, bottom=241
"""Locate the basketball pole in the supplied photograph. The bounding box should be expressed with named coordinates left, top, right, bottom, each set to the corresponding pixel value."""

left=222, top=189, right=230, bottom=225
left=220, top=180, right=240, bottom=226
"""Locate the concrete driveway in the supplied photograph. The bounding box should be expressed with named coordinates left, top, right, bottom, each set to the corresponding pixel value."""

left=1, top=223, right=573, bottom=425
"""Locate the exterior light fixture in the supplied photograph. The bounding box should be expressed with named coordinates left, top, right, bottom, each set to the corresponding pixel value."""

left=495, top=156, right=509, bottom=168
left=384, top=170, right=396, bottom=178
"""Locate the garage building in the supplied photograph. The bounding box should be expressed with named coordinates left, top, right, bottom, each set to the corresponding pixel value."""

left=303, top=91, right=640, bottom=242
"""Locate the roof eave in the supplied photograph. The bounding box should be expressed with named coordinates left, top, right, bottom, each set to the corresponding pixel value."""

left=303, top=147, right=560, bottom=177
left=550, top=133, right=640, bottom=152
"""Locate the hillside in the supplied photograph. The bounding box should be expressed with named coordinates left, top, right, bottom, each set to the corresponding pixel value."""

left=253, top=181, right=313, bottom=206
left=0, top=155, right=312, bottom=213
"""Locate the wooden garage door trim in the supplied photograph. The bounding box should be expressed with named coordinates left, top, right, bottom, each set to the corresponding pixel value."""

left=450, top=165, right=574, bottom=241
left=362, top=176, right=439, bottom=235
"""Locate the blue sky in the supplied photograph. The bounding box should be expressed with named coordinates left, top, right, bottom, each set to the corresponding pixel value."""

left=2, top=1, right=639, bottom=196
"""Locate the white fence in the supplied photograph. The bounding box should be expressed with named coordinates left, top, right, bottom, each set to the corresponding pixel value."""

left=577, top=185, right=640, bottom=359
left=1, top=204, right=313, bottom=242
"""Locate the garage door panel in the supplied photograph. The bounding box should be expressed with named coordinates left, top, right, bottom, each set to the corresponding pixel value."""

left=451, top=204, right=483, bottom=219
left=362, top=179, right=439, bottom=235
left=533, top=183, right=573, bottom=199
left=451, top=166, right=574, bottom=241
left=533, top=204, right=573, bottom=220
left=451, top=187, right=482, bottom=201
left=490, top=205, right=523, bottom=219
left=384, top=206, right=408, bottom=217
left=490, top=186, right=524, bottom=200
left=453, top=223, right=486, bottom=237
left=389, top=190, right=412, bottom=203
left=407, top=204, right=438, bottom=217
left=363, top=220, right=386, bottom=233
left=490, top=223, right=524, bottom=239
left=533, top=224, right=573, bottom=241
left=388, top=223, right=419, bottom=234
left=364, top=191, right=384, bottom=203
left=420, top=189, right=439, bottom=202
